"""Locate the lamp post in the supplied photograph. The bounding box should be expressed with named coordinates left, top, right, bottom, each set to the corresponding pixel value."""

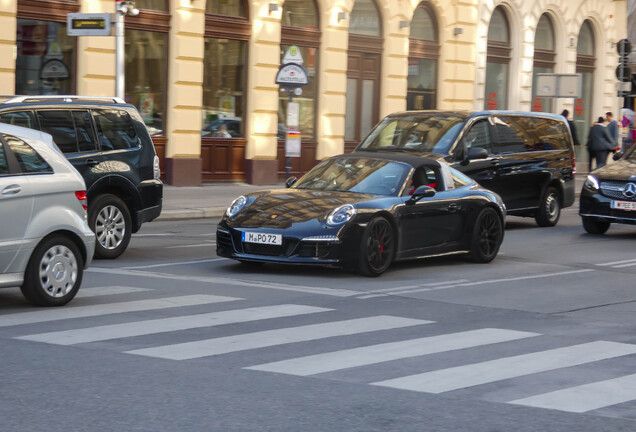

left=115, top=0, right=139, bottom=99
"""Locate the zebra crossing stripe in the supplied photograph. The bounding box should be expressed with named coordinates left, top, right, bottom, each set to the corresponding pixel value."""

left=0, top=295, right=240, bottom=328
left=125, top=316, right=432, bottom=360
left=371, top=341, right=636, bottom=394
left=76, top=286, right=151, bottom=298
left=509, top=373, right=636, bottom=413
left=16, top=304, right=332, bottom=345
left=246, top=328, right=540, bottom=376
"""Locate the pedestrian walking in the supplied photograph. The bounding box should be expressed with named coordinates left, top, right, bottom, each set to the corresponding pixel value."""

left=560, top=109, right=580, bottom=147
left=587, top=116, right=614, bottom=170
left=605, top=111, right=619, bottom=151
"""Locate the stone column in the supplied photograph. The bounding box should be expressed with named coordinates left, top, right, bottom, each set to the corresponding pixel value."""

left=165, top=0, right=205, bottom=186
left=0, top=0, right=17, bottom=95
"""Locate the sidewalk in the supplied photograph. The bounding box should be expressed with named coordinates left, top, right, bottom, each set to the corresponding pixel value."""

left=157, top=175, right=588, bottom=221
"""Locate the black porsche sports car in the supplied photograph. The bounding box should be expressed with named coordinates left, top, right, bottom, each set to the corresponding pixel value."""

left=580, top=144, right=636, bottom=234
left=217, top=153, right=506, bottom=276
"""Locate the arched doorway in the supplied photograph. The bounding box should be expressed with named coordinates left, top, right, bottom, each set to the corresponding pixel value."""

left=484, top=6, right=511, bottom=110
left=531, top=14, right=556, bottom=113
left=574, top=20, right=596, bottom=169
left=407, top=2, right=439, bottom=110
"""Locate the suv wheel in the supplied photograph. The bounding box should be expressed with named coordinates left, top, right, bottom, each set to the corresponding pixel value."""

left=582, top=217, right=611, bottom=235
left=21, top=235, right=83, bottom=306
left=535, top=186, right=561, bottom=227
left=90, top=194, right=132, bottom=259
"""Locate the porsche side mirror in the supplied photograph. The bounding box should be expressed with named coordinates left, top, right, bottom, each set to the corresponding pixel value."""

left=285, top=176, right=298, bottom=188
left=613, top=151, right=623, bottom=161
left=408, top=185, right=436, bottom=203
left=467, top=147, right=489, bottom=161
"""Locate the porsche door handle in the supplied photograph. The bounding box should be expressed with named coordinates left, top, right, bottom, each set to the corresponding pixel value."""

left=490, top=158, right=501, bottom=166
left=1, top=185, right=21, bottom=196
left=446, top=203, right=458, bottom=213
left=85, top=159, right=99, bottom=167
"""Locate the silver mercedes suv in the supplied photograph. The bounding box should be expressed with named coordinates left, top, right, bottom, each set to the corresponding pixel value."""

left=0, top=123, right=95, bottom=306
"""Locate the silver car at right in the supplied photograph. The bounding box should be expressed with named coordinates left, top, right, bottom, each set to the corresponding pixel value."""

left=0, top=123, right=95, bottom=306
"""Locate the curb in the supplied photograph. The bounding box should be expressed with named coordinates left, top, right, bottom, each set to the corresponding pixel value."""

left=157, top=207, right=226, bottom=221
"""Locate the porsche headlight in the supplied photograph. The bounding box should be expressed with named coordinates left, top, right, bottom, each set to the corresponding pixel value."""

left=226, top=196, right=247, bottom=218
left=584, top=175, right=600, bottom=191
left=327, top=204, right=356, bottom=226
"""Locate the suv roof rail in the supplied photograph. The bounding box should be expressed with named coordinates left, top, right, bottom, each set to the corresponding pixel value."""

left=2, top=95, right=127, bottom=105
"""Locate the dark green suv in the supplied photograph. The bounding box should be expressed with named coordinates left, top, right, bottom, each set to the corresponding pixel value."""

left=0, top=96, right=163, bottom=259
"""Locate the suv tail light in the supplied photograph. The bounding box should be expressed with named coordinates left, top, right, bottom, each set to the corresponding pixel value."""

left=75, top=191, right=88, bottom=211
left=153, top=155, right=161, bottom=180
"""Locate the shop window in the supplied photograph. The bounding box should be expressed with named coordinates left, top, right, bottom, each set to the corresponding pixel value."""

left=408, top=3, right=439, bottom=110
left=349, top=0, right=381, bottom=36
left=484, top=6, right=511, bottom=110
left=531, top=14, right=556, bottom=113
left=574, top=20, right=596, bottom=163
left=15, top=19, right=75, bottom=95
left=134, top=0, right=168, bottom=11
left=206, top=0, right=245, bottom=17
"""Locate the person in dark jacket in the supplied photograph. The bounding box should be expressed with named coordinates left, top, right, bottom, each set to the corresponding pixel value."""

left=587, top=116, right=614, bottom=170
left=606, top=111, right=619, bottom=150
left=561, top=109, right=580, bottom=147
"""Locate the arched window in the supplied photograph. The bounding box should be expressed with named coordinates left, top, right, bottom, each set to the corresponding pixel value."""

left=484, top=6, right=511, bottom=110
left=575, top=20, right=596, bottom=166
left=15, top=0, right=80, bottom=95
left=124, top=0, right=170, bottom=136
left=346, top=0, right=382, bottom=150
left=201, top=0, right=250, bottom=180
left=407, top=2, right=439, bottom=110
left=531, top=14, right=556, bottom=113
left=278, top=0, right=320, bottom=178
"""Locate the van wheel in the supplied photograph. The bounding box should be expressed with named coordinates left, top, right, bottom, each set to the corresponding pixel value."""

left=89, top=194, right=132, bottom=259
left=21, top=235, right=83, bottom=306
left=582, top=217, right=610, bottom=235
left=535, top=187, right=561, bottom=227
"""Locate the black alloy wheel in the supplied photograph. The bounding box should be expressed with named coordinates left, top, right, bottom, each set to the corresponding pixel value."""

left=535, top=186, right=561, bottom=227
left=582, top=217, right=611, bottom=235
left=469, top=207, right=503, bottom=263
left=357, top=217, right=395, bottom=276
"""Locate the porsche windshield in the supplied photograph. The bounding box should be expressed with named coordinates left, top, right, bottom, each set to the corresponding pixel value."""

left=357, top=114, right=466, bottom=154
left=293, top=157, right=411, bottom=196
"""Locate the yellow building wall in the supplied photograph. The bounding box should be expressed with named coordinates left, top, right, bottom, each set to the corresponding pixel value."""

left=0, top=0, right=17, bottom=95
left=77, top=0, right=115, bottom=96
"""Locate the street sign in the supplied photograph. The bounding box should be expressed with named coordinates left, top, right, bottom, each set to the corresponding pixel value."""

left=67, top=13, right=111, bottom=36
left=283, top=45, right=304, bottom=65
left=275, top=63, right=309, bottom=87
left=536, top=73, right=582, bottom=98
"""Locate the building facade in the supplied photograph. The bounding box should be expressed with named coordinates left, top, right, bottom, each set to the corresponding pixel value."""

left=0, top=0, right=627, bottom=185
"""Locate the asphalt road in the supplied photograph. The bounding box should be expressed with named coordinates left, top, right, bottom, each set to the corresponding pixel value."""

left=1, top=207, right=636, bottom=432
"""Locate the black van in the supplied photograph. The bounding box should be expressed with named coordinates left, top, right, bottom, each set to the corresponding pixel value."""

left=0, top=96, right=163, bottom=258
left=354, top=111, right=576, bottom=226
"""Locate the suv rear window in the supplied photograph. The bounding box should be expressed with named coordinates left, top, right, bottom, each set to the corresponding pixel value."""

left=2, top=134, right=52, bottom=174
left=0, top=139, right=7, bottom=175
left=36, top=110, right=99, bottom=154
left=94, top=110, right=139, bottom=150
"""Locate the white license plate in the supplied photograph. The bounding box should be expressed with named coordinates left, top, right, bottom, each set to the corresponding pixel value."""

left=611, top=200, right=636, bottom=211
left=242, top=232, right=282, bottom=245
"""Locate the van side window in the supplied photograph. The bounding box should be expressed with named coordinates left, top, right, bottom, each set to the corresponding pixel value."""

left=3, top=134, right=52, bottom=174
left=0, top=111, right=35, bottom=128
left=464, top=121, right=493, bottom=154
left=36, top=110, right=78, bottom=154
left=531, top=118, right=569, bottom=150
left=494, top=116, right=527, bottom=154
left=94, top=110, right=139, bottom=150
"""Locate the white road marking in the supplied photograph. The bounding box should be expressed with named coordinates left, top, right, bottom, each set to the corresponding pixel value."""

left=509, top=373, right=636, bottom=413
left=125, top=316, right=431, bottom=360
left=371, top=341, right=636, bottom=394
left=76, top=286, right=151, bottom=297
left=111, top=258, right=227, bottom=270
left=387, top=269, right=595, bottom=295
left=611, top=262, right=636, bottom=268
left=87, top=267, right=359, bottom=297
left=364, top=280, right=470, bottom=294
left=0, top=295, right=240, bottom=327
left=246, top=328, right=538, bottom=376
left=17, top=304, right=332, bottom=345
left=598, top=258, right=636, bottom=267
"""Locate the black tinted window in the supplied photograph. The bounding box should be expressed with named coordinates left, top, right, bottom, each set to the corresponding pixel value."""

left=500, top=116, right=569, bottom=151
left=73, top=111, right=98, bottom=152
left=494, top=117, right=527, bottom=154
left=94, top=110, right=139, bottom=150
left=464, top=120, right=493, bottom=154
left=37, top=111, right=78, bottom=153
left=3, top=134, right=52, bottom=174
left=0, top=111, right=35, bottom=128
left=0, top=139, right=7, bottom=175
